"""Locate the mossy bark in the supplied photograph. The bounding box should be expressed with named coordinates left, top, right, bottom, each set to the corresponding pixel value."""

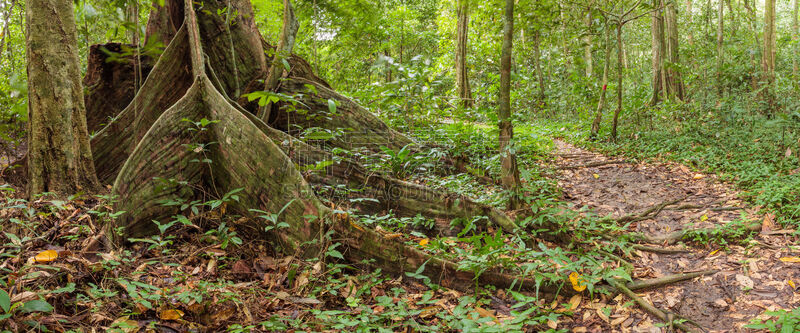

left=25, top=0, right=100, bottom=196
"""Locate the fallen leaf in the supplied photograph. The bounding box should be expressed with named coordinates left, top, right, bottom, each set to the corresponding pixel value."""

left=34, top=250, right=58, bottom=263
left=158, top=309, right=184, bottom=320
left=700, top=214, right=709, bottom=222
left=109, top=317, right=139, bottom=333
left=788, top=280, right=797, bottom=290
left=593, top=173, right=600, bottom=179
left=693, top=173, right=705, bottom=180
left=708, top=249, right=719, bottom=256
left=567, top=294, right=582, bottom=311
left=611, top=315, right=628, bottom=326
left=735, top=274, right=754, bottom=289
left=762, top=213, right=776, bottom=233
left=780, top=257, right=800, bottom=263
left=419, top=239, right=429, bottom=246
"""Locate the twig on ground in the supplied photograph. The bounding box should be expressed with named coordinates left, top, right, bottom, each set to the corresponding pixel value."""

left=614, top=196, right=688, bottom=223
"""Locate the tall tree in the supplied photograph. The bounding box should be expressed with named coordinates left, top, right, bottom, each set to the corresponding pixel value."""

left=793, top=0, right=799, bottom=83
left=651, top=0, right=684, bottom=104
left=259, top=0, right=299, bottom=123
left=716, top=0, right=724, bottom=96
left=499, top=0, right=522, bottom=209
left=584, top=7, right=594, bottom=77
left=25, top=0, right=100, bottom=195
left=455, top=0, right=473, bottom=108
left=762, top=0, right=776, bottom=112
left=590, top=21, right=612, bottom=139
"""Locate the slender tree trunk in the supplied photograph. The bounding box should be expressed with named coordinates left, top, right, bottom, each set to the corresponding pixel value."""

left=716, top=0, right=724, bottom=96
left=560, top=5, right=571, bottom=76
left=651, top=0, right=665, bottom=105
left=793, top=0, right=799, bottom=83
left=591, top=25, right=612, bottom=139
left=259, top=0, right=298, bottom=123
left=612, top=24, right=623, bottom=142
left=499, top=0, right=521, bottom=210
left=455, top=0, right=473, bottom=108
left=687, top=0, right=694, bottom=46
left=0, top=0, right=16, bottom=65
left=762, top=0, right=776, bottom=113
left=744, top=0, right=760, bottom=90
left=584, top=8, right=593, bottom=77
left=25, top=0, right=100, bottom=195
left=533, top=29, right=545, bottom=102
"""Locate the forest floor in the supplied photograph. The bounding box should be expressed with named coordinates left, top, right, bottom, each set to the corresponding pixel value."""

left=550, top=139, right=800, bottom=332
left=2, top=127, right=800, bottom=332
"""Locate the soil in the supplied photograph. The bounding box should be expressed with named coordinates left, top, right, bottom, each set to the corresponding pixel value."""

left=551, top=139, right=800, bottom=332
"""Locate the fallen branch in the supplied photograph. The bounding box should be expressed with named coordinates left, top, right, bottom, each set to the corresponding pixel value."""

left=557, top=160, right=629, bottom=170
left=607, top=278, right=705, bottom=333
left=665, top=204, right=743, bottom=212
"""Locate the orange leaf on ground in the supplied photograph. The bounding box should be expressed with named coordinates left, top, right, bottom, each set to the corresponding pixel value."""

left=159, top=309, right=184, bottom=320
left=34, top=250, right=58, bottom=263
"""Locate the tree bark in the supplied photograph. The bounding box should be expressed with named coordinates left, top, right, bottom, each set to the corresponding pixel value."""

left=591, top=25, right=612, bottom=140
left=560, top=4, right=571, bottom=75
left=259, top=0, right=298, bottom=123
left=499, top=0, right=522, bottom=210
left=612, top=24, right=623, bottom=142
left=533, top=29, right=546, bottom=102
left=455, top=0, right=473, bottom=108
left=25, top=0, right=100, bottom=196
left=716, top=0, right=724, bottom=96
left=650, top=0, right=665, bottom=105
left=762, top=0, right=776, bottom=113
left=584, top=8, right=593, bottom=78
left=686, top=0, right=694, bottom=46
left=793, top=0, right=799, bottom=84
left=663, top=0, right=684, bottom=100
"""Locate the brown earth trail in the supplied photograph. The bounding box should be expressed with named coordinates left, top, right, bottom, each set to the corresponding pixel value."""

left=555, top=140, right=800, bottom=332
left=550, top=139, right=800, bottom=332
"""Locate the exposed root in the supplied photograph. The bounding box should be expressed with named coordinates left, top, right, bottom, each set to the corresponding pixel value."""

left=625, top=270, right=718, bottom=291
left=631, top=244, right=689, bottom=254
left=614, top=196, right=687, bottom=223
left=556, top=160, right=629, bottom=170
left=607, top=278, right=706, bottom=333
left=629, top=222, right=761, bottom=245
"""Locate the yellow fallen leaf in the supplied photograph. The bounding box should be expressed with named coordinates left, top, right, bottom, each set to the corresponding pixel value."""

left=158, top=309, right=184, bottom=320
left=708, top=249, right=719, bottom=256
left=700, top=214, right=708, bottom=222
left=693, top=173, right=705, bottom=180
left=34, top=250, right=58, bottom=263
left=593, top=173, right=600, bottom=179
left=419, top=239, right=429, bottom=246
left=348, top=219, right=365, bottom=232
left=788, top=280, right=796, bottom=289
left=780, top=257, right=800, bottom=263
left=569, top=272, right=587, bottom=292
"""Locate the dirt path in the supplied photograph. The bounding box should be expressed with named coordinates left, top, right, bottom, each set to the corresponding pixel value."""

left=550, top=140, right=800, bottom=332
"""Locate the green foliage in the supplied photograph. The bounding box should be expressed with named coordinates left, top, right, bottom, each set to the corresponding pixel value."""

left=746, top=307, right=800, bottom=332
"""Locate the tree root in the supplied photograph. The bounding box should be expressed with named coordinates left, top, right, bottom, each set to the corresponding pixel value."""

left=556, top=160, right=629, bottom=170
left=631, top=244, right=689, bottom=254
left=614, top=196, right=687, bottom=224
left=665, top=204, right=743, bottom=212
left=628, top=222, right=761, bottom=245
left=607, top=278, right=706, bottom=333
left=625, top=269, right=718, bottom=291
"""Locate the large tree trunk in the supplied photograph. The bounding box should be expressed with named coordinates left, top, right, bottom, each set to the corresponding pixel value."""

left=25, top=0, right=100, bottom=196
left=650, top=0, right=665, bottom=105
left=663, top=1, right=684, bottom=100
left=84, top=0, right=538, bottom=292
left=499, top=0, right=522, bottom=210
left=455, top=0, right=473, bottom=108
left=258, top=0, right=298, bottom=123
